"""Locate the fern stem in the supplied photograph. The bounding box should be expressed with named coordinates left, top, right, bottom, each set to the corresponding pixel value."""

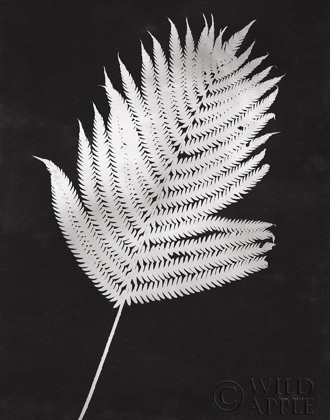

left=77, top=300, right=125, bottom=420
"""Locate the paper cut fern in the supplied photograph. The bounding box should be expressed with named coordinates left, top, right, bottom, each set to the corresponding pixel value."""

left=35, top=17, right=280, bottom=420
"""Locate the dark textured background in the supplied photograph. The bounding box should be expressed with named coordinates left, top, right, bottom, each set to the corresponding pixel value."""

left=1, top=0, right=330, bottom=419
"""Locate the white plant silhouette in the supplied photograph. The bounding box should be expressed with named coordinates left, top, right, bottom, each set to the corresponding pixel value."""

left=35, top=16, right=280, bottom=420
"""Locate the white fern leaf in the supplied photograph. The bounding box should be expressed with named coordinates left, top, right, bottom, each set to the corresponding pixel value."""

left=35, top=17, right=281, bottom=420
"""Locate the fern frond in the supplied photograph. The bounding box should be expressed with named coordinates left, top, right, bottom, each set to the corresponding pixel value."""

left=35, top=16, right=281, bottom=419
left=37, top=17, right=281, bottom=304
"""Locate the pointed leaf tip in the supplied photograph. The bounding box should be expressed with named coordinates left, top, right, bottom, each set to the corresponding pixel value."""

left=103, top=67, right=112, bottom=88
left=77, top=118, right=83, bottom=128
left=32, top=156, right=56, bottom=174
left=32, top=155, right=40, bottom=160
left=242, top=20, right=256, bottom=33
left=33, top=155, right=47, bottom=164
left=148, top=31, right=156, bottom=41
left=77, top=119, right=85, bottom=135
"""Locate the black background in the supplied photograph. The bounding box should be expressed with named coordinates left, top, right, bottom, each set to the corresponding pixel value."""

left=1, top=0, right=330, bottom=419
